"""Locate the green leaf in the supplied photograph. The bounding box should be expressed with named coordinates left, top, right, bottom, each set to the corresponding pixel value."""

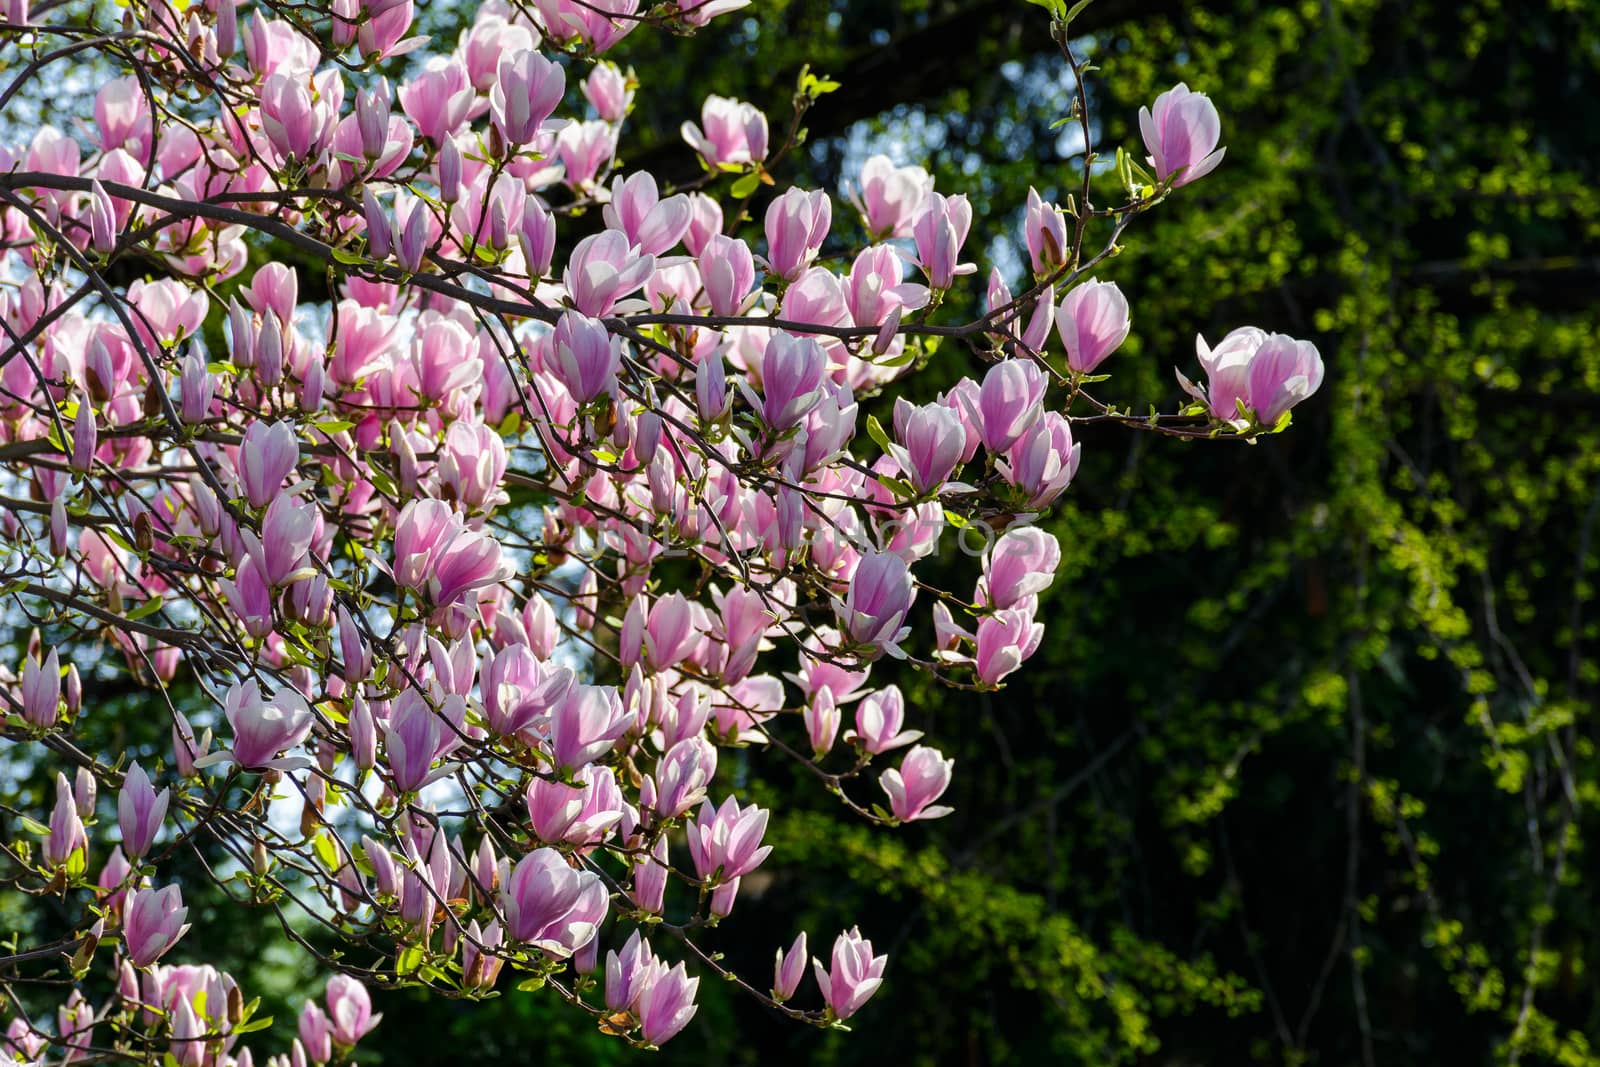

left=329, top=247, right=366, bottom=267
left=515, top=977, right=546, bottom=992
left=125, top=598, right=165, bottom=621
left=233, top=1016, right=274, bottom=1035
left=1065, top=0, right=1095, bottom=22
left=101, top=529, right=136, bottom=553
left=876, top=474, right=915, bottom=500
left=797, top=65, right=842, bottom=97
left=865, top=414, right=893, bottom=454
left=313, top=419, right=356, bottom=434
left=312, top=830, right=339, bottom=872
left=396, top=944, right=424, bottom=976
left=367, top=469, right=397, bottom=498
left=729, top=172, right=761, bottom=199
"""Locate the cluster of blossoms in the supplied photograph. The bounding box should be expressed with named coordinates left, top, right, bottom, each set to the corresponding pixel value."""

left=0, top=0, right=1322, bottom=1060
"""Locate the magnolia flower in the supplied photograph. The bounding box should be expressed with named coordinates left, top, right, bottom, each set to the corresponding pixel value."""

left=773, top=932, right=808, bottom=1001
left=837, top=552, right=916, bottom=655
left=637, top=962, right=699, bottom=1046
left=879, top=745, right=955, bottom=821
left=325, top=975, right=381, bottom=1047
left=1056, top=279, right=1131, bottom=374
left=814, top=927, right=887, bottom=1020
left=117, top=761, right=169, bottom=860
left=1140, top=82, right=1226, bottom=187
left=499, top=847, right=608, bottom=957
left=851, top=155, right=932, bottom=238
left=1186, top=327, right=1325, bottom=427
left=223, top=679, right=314, bottom=770
left=123, top=884, right=191, bottom=967
left=681, top=95, right=768, bottom=168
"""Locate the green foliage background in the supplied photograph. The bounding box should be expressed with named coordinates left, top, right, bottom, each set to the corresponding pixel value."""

left=16, top=0, right=1599, bottom=1063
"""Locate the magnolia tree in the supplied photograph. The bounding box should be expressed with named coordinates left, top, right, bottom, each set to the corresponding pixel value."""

left=0, top=0, right=1324, bottom=1061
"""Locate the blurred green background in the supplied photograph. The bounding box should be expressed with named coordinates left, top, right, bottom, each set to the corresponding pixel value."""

left=18, top=0, right=1600, bottom=1063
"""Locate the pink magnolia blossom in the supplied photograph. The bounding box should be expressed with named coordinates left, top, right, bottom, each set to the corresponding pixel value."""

left=637, top=962, right=699, bottom=1046
left=526, top=764, right=625, bottom=847
left=564, top=231, right=654, bottom=318
left=547, top=683, right=631, bottom=772
left=605, top=175, right=687, bottom=254
left=93, top=76, right=152, bottom=160
left=490, top=50, right=565, bottom=147
left=325, top=975, right=381, bottom=1046
left=551, top=309, right=622, bottom=404
left=980, top=527, right=1061, bottom=610
left=772, top=932, right=807, bottom=1001
left=44, top=772, right=86, bottom=868
left=1192, top=327, right=1325, bottom=427
left=1024, top=187, right=1070, bottom=275
left=687, top=795, right=772, bottom=883
left=299, top=1000, right=333, bottom=1064
left=974, top=607, right=1044, bottom=685
left=20, top=646, right=60, bottom=728
left=683, top=193, right=723, bottom=256
left=356, top=0, right=418, bottom=60
left=851, top=155, right=933, bottom=239
left=804, top=687, right=841, bottom=756
left=459, top=16, right=534, bottom=90
left=534, top=0, right=641, bottom=53
left=117, top=762, right=169, bottom=860
left=681, top=95, right=768, bottom=168
left=556, top=120, right=619, bottom=191
left=698, top=234, right=757, bottom=317
left=238, top=420, right=299, bottom=509
left=398, top=58, right=475, bottom=144
left=1056, top=278, right=1131, bottom=374
left=753, top=332, right=828, bottom=433
left=764, top=188, right=832, bottom=282
left=837, top=552, right=916, bottom=655
left=890, top=398, right=967, bottom=495
left=879, top=745, right=954, bottom=821
left=851, top=685, right=922, bottom=755
left=223, top=679, right=314, bottom=770
left=1140, top=82, right=1226, bottom=187
left=622, top=838, right=668, bottom=917
left=813, top=927, right=887, bottom=1020
left=965, top=358, right=1046, bottom=454
left=652, top=737, right=718, bottom=818
left=498, top=847, right=608, bottom=957
left=845, top=245, right=930, bottom=328
left=605, top=930, right=659, bottom=1013
left=1000, top=411, right=1080, bottom=509
left=384, top=689, right=443, bottom=793
left=123, top=884, right=191, bottom=967
left=912, top=192, right=974, bottom=289
left=584, top=61, right=634, bottom=121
